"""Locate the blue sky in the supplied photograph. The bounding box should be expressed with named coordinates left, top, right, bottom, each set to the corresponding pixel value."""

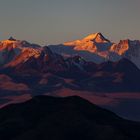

left=0, top=0, right=140, bottom=45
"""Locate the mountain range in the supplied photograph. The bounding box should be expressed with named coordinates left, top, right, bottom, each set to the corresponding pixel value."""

left=0, top=34, right=140, bottom=121
left=49, top=32, right=140, bottom=69
left=1, top=33, right=140, bottom=69
left=0, top=34, right=140, bottom=139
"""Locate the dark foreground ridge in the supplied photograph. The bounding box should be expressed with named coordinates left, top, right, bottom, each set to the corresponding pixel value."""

left=0, top=95, right=140, bottom=140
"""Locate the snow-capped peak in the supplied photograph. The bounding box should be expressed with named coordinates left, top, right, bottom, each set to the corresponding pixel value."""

left=8, top=36, right=17, bottom=41
left=83, top=32, right=110, bottom=43
left=61, top=32, right=112, bottom=55
left=83, top=33, right=100, bottom=40
left=0, top=38, right=41, bottom=50
left=0, top=38, right=42, bottom=66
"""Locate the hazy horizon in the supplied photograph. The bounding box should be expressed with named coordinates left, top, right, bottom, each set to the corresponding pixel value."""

left=0, top=0, right=140, bottom=45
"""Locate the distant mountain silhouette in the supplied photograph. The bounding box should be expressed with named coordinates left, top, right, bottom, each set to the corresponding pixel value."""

left=0, top=95, right=140, bottom=140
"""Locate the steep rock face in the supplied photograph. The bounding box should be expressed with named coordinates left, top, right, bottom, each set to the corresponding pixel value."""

left=124, top=40, right=140, bottom=68
left=110, top=39, right=140, bottom=68
left=110, top=40, right=130, bottom=55
left=0, top=39, right=21, bottom=65
left=110, top=39, right=140, bottom=57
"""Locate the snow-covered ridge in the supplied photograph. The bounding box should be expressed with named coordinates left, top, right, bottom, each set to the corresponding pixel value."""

left=50, top=33, right=140, bottom=69
left=0, top=37, right=41, bottom=66
left=0, top=34, right=140, bottom=69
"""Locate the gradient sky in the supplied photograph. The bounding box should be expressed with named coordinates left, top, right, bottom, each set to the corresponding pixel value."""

left=0, top=0, right=140, bottom=45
